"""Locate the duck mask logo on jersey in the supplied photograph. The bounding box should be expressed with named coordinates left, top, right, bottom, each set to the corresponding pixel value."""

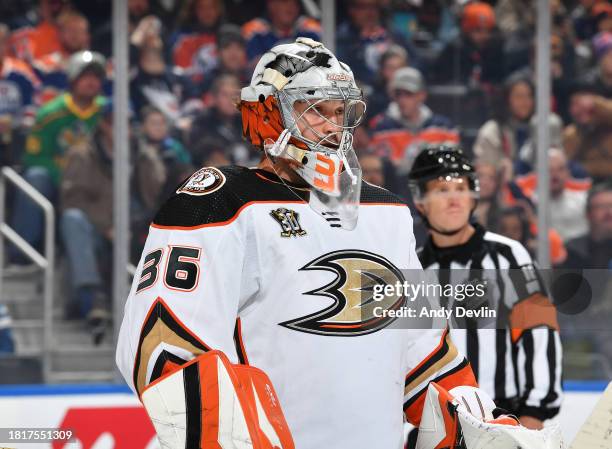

left=280, top=250, right=406, bottom=336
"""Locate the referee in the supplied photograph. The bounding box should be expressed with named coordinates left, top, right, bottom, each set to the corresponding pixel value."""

left=407, top=145, right=562, bottom=431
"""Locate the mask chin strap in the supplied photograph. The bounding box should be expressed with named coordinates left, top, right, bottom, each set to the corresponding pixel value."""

left=336, top=132, right=358, bottom=186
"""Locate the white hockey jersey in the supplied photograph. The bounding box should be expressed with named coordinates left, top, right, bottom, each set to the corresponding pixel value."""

left=116, top=166, right=475, bottom=449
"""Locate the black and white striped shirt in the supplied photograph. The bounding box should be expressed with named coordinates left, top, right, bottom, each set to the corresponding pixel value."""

left=418, top=224, right=562, bottom=420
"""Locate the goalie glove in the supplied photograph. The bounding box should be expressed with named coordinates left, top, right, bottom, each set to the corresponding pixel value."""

left=416, top=383, right=564, bottom=449
left=141, top=351, right=294, bottom=449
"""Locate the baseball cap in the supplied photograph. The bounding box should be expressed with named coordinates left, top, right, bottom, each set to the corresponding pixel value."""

left=67, top=50, right=106, bottom=83
left=390, top=67, right=425, bottom=93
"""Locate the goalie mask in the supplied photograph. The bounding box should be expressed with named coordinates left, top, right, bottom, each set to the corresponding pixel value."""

left=240, top=37, right=366, bottom=230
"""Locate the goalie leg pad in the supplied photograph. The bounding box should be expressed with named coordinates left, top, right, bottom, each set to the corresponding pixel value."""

left=140, top=351, right=295, bottom=449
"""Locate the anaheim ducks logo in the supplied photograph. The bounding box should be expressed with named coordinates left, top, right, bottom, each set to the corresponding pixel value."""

left=176, top=167, right=226, bottom=196
left=280, top=250, right=406, bottom=336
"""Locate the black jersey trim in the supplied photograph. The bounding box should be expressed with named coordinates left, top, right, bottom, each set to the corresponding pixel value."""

left=133, top=297, right=212, bottom=396
left=184, top=362, right=202, bottom=449
left=150, top=350, right=188, bottom=383
left=361, top=180, right=407, bottom=205
left=154, top=166, right=308, bottom=228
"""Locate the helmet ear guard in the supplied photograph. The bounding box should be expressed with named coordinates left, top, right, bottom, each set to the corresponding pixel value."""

left=240, top=95, right=308, bottom=151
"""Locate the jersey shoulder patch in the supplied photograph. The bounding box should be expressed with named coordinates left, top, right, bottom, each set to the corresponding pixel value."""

left=153, top=166, right=306, bottom=228
left=154, top=166, right=247, bottom=228
left=176, top=167, right=226, bottom=196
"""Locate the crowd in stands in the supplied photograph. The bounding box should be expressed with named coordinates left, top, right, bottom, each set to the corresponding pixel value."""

left=0, top=0, right=611, bottom=350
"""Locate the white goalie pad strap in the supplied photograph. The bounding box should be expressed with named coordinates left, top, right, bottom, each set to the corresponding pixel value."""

left=141, top=367, right=188, bottom=449
left=140, top=351, right=295, bottom=449
left=416, top=383, right=564, bottom=449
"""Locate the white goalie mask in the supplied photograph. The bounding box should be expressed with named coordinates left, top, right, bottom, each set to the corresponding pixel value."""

left=240, top=38, right=366, bottom=230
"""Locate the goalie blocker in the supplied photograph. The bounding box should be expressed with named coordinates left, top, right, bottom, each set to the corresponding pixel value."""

left=416, top=383, right=563, bottom=449
left=141, top=351, right=294, bottom=449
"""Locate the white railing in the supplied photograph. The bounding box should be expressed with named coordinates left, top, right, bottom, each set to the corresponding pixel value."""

left=0, top=166, right=55, bottom=383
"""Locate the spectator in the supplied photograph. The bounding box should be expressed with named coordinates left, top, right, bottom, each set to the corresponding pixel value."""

left=517, top=112, right=565, bottom=171
left=8, top=0, right=72, bottom=62
left=242, top=0, right=321, bottom=66
left=473, top=160, right=505, bottom=231
left=60, top=104, right=114, bottom=343
left=501, top=29, right=577, bottom=123
left=497, top=205, right=567, bottom=266
left=370, top=67, right=459, bottom=173
left=0, top=24, right=41, bottom=166
left=0, top=304, right=15, bottom=354
left=563, top=83, right=612, bottom=182
left=366, top=44, right=408, bottom=119
left=32, top=11, right=92, bottom=103
left=136, top=106, right=192, bottom=208
left=192, top=138, right=232, bottom=168
left=584, top=31, right=612, bottom=98
left=336, top=0, right=417, bottom=87
left=564, top=181, right=612, bottom=269
left=593, top=1, right=612, bottom=35
left=129, top=14, right=164, bottom=58
left=572, top=0, right=602, bottom=42
left=432, top=1, right=505, bottom=86
left=359, top=152, right=385, bottom=187
left=10, top=51, right=106, bottom=262
left=473, top=75, right=535, bottom=172
left=188, top=74, right=254, bottom=166
left=495, top=0, right=535, bottom=40
left=130, top=45, right=193, bottom=123
left=132, top=106, right=194, bottom=259
left=92, top=0, right=162, bottom=57
left=497, top=206, right=532, bottom=249
left=548, top=148, right=590, bottom=242
left=507, top=147, right=593, bottom=222
left=198, top=24, right=249, bottom=97
left=170, top=0, right=224, bottom=81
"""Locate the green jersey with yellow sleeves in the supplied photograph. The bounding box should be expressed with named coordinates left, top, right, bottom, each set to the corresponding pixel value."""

left=23, top=93, right=107, bottom=185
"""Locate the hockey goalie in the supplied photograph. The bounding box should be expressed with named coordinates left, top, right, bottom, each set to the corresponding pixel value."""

left=116, top=38, right=563, bottom=448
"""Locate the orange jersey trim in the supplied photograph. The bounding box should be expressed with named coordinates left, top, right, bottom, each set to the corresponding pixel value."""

left=150, top=198, right=408, bottom=231
left=151, top=200, right=307, bottom=231
left=404, top=362, right=477, bottom=426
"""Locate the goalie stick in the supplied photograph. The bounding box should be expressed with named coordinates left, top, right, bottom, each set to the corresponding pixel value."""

left=570, top=381, right=612, bottom=449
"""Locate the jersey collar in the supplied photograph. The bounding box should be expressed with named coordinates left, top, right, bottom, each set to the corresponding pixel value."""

left=423, top=223, right=486, bottom=266
left=64, top=94, right=102, bottom=120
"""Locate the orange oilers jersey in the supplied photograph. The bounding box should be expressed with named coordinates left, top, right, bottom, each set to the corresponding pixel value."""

left=116, top=166, right=475, bottom=449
